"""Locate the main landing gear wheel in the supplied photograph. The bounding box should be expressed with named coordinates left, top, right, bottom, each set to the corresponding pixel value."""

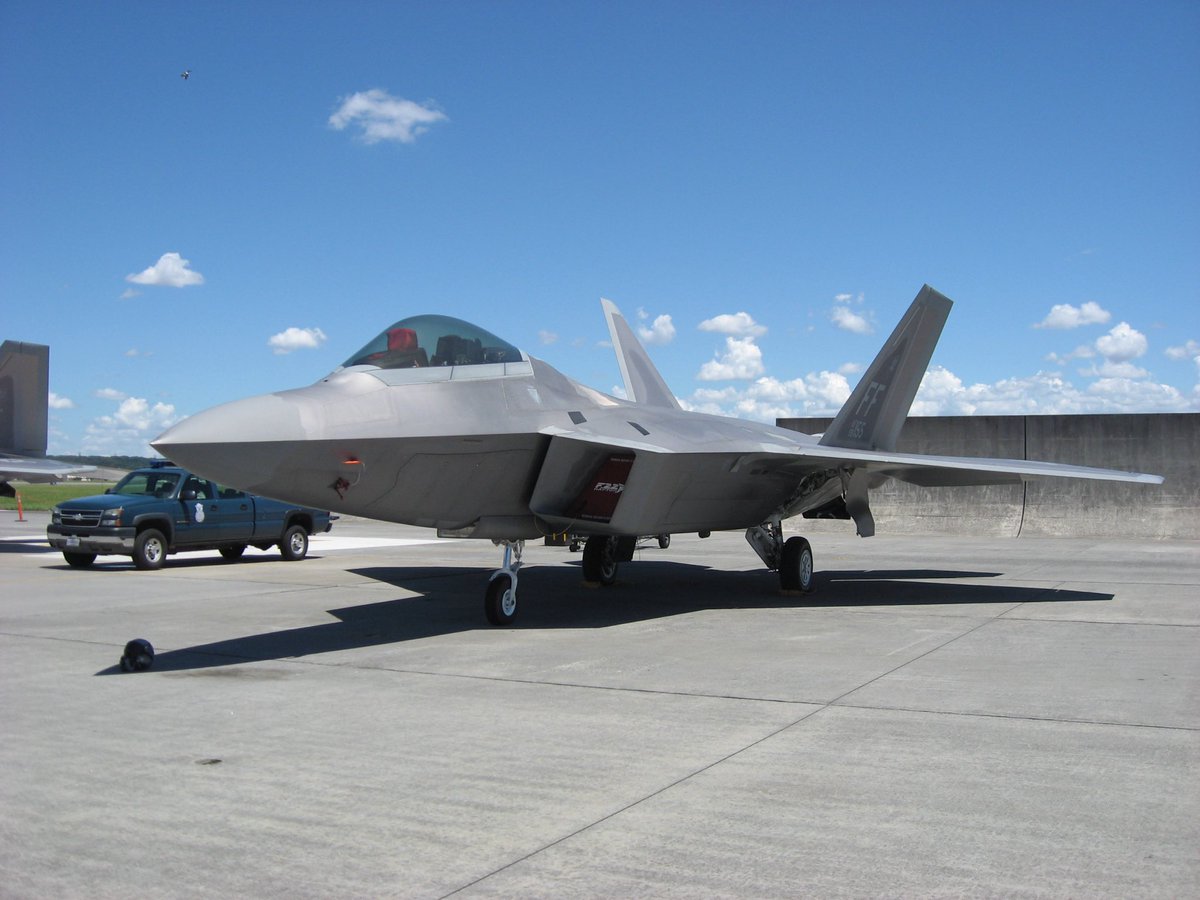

left=779, top=536, right=814, bottom=594
left=582, top=536, right=618, bottom=586
left=485, top=540, right=524, bottom=626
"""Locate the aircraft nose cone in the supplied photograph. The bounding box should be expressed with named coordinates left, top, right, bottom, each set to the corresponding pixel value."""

left=152, top=393, right=306, bottom=490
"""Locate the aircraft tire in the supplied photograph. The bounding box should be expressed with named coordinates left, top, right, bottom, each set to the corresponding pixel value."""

left=219, top=544, right=247, bottom=561
left=485, top=574, right=516, bottom=625
left=133, top=529, right=167, bottom=570
left=582, top=536, right=618, bottom=586
left=63, top=551, right=96, bottom=568
left=280, top=525, right=309, bottom=561
left=780, top=536, right=814, bottom=594
left=657, top=534, right=671, bottom=549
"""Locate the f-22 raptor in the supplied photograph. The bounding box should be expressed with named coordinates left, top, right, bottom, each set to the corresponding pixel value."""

left=154, top=286, right=1162, bottom=624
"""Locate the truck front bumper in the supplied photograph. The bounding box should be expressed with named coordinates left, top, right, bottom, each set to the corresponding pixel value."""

left=47, top=525, right=136, bottom=555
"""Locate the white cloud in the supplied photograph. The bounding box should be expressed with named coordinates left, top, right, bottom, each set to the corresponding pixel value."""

left=838, top=361, right=863, bottom=376
left=126, top=252, right=205, bottom=287
left=1044, top=344, right=1095, bottom=366
left=83, top=395, right=179, bottom=456
left=685, top=372, right=851, bottom=421
left=1094, top=321, right=1147, bottom=362
left=698, top=312, right=767, bottom=337
left=831, top=305, right=872, bottom=334
left=1165, top=339, right=1200, bottom=370
left=329, top=89, right=448, bottom=145
left=1079, top=360, right=1150, bottom=379
left=908, top=365, right=1189, bottom=416
left=537, top=330, right=559, bottom=345
left=268, top=327, right=328, bottom=355
left=637, top=314, right=676, bottom=345
left=94, top=387, right=127, bottom=401
left=697, top=336, right=765, bottom=381
left=1035, top=301, right=1111, bottom=329
left=48, top=392, right=74, bottom=410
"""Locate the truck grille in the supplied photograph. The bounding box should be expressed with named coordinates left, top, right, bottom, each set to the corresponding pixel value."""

left=60, top=509, right=103, bottom=527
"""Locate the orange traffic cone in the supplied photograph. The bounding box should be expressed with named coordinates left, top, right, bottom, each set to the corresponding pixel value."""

left=16, top=491, right=26, bottom=522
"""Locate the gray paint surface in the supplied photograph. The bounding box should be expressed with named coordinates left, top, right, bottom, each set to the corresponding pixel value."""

left=3, top=511, right=1197, bottom=897
left=779, top=413, right=1198, bottom=539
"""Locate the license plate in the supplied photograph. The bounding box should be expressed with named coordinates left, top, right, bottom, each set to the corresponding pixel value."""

left=66, top=536, right=80, bottom=548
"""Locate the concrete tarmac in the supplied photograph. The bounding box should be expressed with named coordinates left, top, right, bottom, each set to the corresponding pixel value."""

left=2, top=511, right=1197, bottom=898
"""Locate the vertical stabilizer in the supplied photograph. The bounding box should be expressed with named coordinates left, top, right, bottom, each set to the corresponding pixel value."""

left=601, top=299, right=680, bottom=409
left=0, top=340, right=51, bottom=456
left=820, top=285, right=952, bottom=452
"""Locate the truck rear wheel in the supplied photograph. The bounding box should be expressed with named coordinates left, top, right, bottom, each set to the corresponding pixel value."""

left=280, top=524, right=308, bottom=561
left=133, top=529, right=167, bottom=570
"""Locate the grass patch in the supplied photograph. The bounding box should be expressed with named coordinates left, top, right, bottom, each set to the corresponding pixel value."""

left=1, top=483, right=116, bottom=511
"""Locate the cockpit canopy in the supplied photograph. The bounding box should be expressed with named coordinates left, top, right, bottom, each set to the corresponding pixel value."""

left=341, top=315, right=524, bottom=370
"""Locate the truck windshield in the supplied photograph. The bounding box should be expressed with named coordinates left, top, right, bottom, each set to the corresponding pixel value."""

left=341, top=314, right=523, bottom=370
left=112, top=471, right=180, bottom=498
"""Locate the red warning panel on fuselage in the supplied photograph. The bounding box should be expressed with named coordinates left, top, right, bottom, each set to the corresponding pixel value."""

left=568, top=453, right=634, bottom=523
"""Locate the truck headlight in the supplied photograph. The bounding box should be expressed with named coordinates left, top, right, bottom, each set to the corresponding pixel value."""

left=51, top=507, right=62, bottom=525
left=100, top=507, right=124, bottom=526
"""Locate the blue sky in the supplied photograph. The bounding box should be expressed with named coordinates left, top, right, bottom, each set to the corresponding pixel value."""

left=3, top=1, right=1197, bottom=456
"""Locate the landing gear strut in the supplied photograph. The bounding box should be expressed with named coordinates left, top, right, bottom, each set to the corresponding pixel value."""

left=745, top=519, right=815, bottom=594
left=485, top=540, right=523, bottom=625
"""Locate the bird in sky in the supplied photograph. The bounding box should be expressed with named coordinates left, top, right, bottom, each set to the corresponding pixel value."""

left=180, top=69, right=191, bottom=80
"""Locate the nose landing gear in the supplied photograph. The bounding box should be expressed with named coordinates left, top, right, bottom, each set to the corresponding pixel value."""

left=485, top=540, right=523, bottom=625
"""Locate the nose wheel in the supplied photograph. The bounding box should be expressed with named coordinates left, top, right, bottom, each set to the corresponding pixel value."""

left=485, top=540, right=523, bottom=625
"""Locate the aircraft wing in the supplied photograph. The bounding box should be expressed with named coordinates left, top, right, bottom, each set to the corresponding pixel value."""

left=526, top=425, right=1161, bottom=539
left=775, top=442, right=1164, bottom=486
left=0, top=453, right=93, bottom=485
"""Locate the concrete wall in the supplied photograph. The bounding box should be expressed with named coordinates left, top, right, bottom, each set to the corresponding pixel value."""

left=776, top=413, right=1199, bottom=540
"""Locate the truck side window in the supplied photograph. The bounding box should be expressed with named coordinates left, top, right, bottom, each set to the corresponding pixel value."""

left=182, top=477, right=213, bottom=500
left=216, top=485, right=246, bottom=499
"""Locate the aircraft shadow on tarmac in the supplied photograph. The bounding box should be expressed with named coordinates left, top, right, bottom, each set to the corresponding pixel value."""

left=96, top=560, right=1114, bottom=675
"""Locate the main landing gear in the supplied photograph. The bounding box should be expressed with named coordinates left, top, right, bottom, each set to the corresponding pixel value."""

left=484, top=540, right=523, bottom=626
left=483, top=526, right=814, bottom=626
left=745, top=519, right=815, bottom=594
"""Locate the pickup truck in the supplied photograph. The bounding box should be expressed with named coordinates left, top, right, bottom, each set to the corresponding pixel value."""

left=47, top=463, right=335, bottom=569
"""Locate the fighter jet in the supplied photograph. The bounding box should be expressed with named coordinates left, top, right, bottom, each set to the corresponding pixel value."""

left=153, top=286, right=1162, bottom=624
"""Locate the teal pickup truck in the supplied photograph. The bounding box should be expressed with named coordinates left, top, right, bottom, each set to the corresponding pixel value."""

left=47, top=463, right=334, bottom=569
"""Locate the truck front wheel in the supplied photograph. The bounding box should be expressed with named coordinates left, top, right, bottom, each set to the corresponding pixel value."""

left=280, top=524, right=308, bottom=561
left=133, top=529, right=167, bottom=570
